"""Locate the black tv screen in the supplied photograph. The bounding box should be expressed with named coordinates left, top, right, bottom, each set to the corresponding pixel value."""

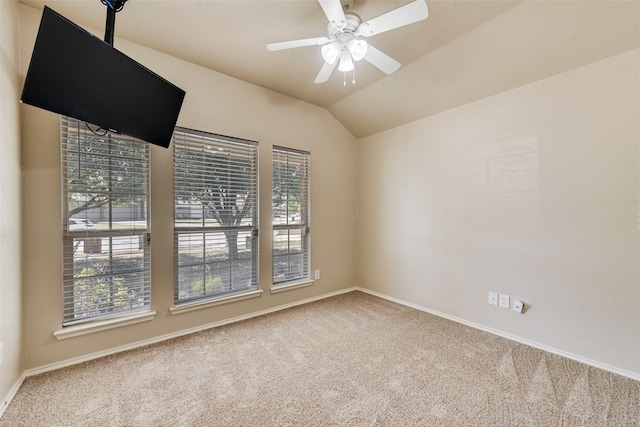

left=21, top=6, right=185, bottom=148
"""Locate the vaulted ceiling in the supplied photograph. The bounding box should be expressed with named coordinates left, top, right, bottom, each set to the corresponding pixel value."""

left=18, top=0, right=640, bottom=138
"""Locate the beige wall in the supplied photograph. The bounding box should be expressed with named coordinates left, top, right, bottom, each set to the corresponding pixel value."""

left=0, top=0, right=24, bottom=405
left=19, top=4, right=357, bottom=369
left=357, top=48, right=640, bottom=376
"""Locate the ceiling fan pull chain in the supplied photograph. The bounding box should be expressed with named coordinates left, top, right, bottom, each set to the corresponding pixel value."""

left=352, top=67, right=356, bottom=85
left=343, top=72, right=347, bottom=87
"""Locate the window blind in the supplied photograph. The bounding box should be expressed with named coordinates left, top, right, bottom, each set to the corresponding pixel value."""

left=272, top=146, right=310, bottom=285
left=61, top=116, right=151, bottom=325
left=173, top=128, right=259, bottom=304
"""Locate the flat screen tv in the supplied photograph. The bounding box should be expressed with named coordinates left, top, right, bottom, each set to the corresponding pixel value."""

left=21, top=6, right=185, bottom=148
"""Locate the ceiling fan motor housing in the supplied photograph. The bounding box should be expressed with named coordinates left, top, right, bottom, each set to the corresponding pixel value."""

left=327, top=13, right=361, bottom=43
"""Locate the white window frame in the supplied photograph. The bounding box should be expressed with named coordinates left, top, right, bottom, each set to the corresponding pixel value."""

left=272, top=146, right=311, bottom=287
left=61, top=116, right=151, bottom=326
left=173, top=128, right=259, bottom=306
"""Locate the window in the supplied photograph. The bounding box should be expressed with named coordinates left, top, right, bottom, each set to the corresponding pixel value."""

left=61, top=117, right=151, bottom=325
left=173, top=128, right=259, bottom=304
left=272, top=146, right=310, bottom=285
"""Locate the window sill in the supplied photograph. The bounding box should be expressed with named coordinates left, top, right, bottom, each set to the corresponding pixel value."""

left=270, top=279, right=314, bottom=294
left=54, top=310, right=157, bottom=340
left=170, top=289, right=263, bottom=315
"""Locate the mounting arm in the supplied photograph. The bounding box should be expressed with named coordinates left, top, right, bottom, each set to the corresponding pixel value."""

left=101, top=0, right=128, bottom=46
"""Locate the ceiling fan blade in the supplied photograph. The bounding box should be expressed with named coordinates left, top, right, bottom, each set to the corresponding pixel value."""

left=318, top=0, right=347, bottom=28
left=359, top=0, right=429, bottom=37
left=364, top=45, right=401, bottom=75
left=267, top=37, right=329, bottom=51
left=314, top=61, right=337, bottom=84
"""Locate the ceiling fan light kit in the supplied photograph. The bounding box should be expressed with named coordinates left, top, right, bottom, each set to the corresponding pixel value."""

left=267, top=0, right=429, bottom=85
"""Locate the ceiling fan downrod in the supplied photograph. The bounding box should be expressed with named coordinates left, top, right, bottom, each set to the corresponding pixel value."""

left=101, top=0, right=128, bottom=46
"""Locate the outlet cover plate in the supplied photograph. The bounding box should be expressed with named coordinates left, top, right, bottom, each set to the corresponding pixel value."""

left=499, top=294, right=509, bottom=308
left=488, top=291, right=498, bottom=305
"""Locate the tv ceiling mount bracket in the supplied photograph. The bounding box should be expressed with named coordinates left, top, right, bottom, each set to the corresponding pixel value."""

left=101, top=0, right=128, bottom=46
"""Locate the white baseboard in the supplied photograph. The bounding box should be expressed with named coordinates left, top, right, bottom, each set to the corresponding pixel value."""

left=25, top=286, right=357, bottom=377
left=0, top=373, right=26, bottom=418
left=356, top=287, right=640, bottom=382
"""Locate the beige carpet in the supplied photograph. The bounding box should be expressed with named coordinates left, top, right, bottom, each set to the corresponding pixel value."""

left=2, top=291, right=639, bottom=426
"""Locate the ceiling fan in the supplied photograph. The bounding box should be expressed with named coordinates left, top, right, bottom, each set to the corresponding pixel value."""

left=267, top=0, right=429, bottom=85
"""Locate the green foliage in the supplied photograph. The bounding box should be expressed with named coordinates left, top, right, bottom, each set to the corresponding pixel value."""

left=65, top=131, right=148, bottom=217
left=178, top=274, right=224, bottom=301
left=272, top=157, right=306, bottom=222
left=273, top=200, right=301, bottom=220
left=174, top=145, right=257, bottom=260
left=72, top=267, right=140, bottom=318
left=272, top=161, right=302, bottom=208
left=174, top=147, right=255, bottom=228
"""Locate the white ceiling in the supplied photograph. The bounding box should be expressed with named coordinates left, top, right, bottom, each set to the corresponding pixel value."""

left=17, top=0, right=640, bottom=138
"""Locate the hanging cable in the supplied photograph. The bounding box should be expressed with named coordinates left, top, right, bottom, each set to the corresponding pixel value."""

left=101, top=0, right=127, bottom=12
left=85, top=123, right=108, bottom=137
left=75, top=119, right=82, bottom=183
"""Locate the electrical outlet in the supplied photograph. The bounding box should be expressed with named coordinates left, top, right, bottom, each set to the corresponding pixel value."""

left=488, top=291, right=498, bottom=305
left=314, top=270, right=320, bottom=280
left=499, top=294, right=509, bottom=308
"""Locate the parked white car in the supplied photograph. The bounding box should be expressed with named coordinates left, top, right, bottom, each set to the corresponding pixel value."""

left=69, top=218, right=96, bottom=231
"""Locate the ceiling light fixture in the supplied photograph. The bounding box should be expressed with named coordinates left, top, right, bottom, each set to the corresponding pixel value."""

left=267, top=0, right=429, bottom=85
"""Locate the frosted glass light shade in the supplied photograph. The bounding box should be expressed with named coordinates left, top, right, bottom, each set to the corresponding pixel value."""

left=321, top=42, right=340, bottom=64
left=348, top=40, right=368, bottom=61
left=338, top=50, right=354, bottom=72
